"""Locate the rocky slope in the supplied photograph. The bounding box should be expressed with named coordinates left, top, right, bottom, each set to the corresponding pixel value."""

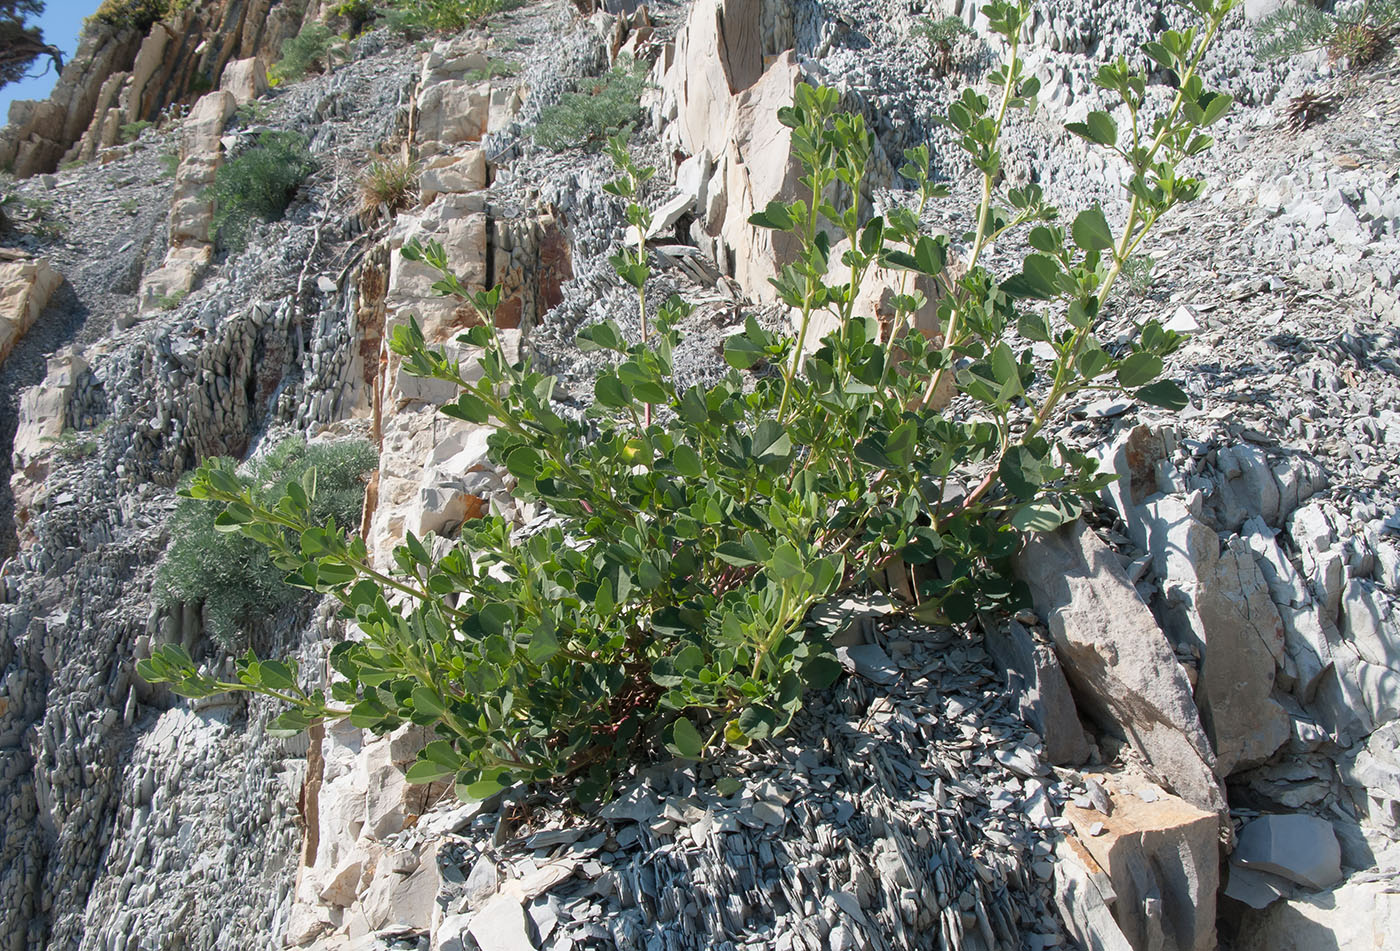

left=0, top=1, right=1398, bottom=950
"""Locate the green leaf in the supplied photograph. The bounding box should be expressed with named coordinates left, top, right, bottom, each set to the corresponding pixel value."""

left=1001, top=254, right=1068, bottom=300
left=411, top=686, right=446, bottom=717
left=990, top=342, right=1023, bottom=399
left=595, top=578, right=616, bottom=616
left=405, top=760, right=454, bottom=784
left=594, top=374, right=632, bottom=408
left=1116, top=352, right=1163, bottom=388
left=267, top=709, right=316, bottom=738
left=527, top=625, right=560, bottom=665
left=1136, top=379, right=1189, bottom=410
left=751, top=421, right=793, bottom=466
left=749, top=200, right=794, bottom=230
left=1065, top=110, right=1118, bottom=147
left=258, top=660, right=296, bottom=691
left=884, top=420, right=917, bottom=468
left=1071, top=206, right=1114, bottom=252
left=442, top=392, right=490, bottom=424
left=577, top=320, right=624, bottom=352
left=668, top=716, right=705, bottom=759
left=1199, top=91, right=1232, bottom=126
left=715, top=541, right=757, bottom=567
left=805, top=653, right=842, bottom=689
left=1011, top=498, right=1078, bottom=532
left=769, top=543, right=803, bottom=580
left=723, top=333, right=764, bottom=370
left=672, top=444, right=703, bottom=478
left=458, top=768, right=510, bottom=801
left=1076, top=346, right=1111, bottom=379
left=1000, top=443, right=1049, bottom=498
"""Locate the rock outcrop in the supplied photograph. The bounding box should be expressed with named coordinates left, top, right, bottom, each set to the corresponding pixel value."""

left=0, top=257, right=61, bottom=365
left=1016, top=521, right=1227, bottom=822
left=0, top=0, right=314, bottom=177
left=2, top=2, right=1399, bottom=950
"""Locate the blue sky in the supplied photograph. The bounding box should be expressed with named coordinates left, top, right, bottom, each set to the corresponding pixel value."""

left=1, top=0, right=99, bottom=119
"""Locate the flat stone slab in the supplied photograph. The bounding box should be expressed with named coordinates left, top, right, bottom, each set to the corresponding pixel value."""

left=1233, top=814, right=1342, bottom=890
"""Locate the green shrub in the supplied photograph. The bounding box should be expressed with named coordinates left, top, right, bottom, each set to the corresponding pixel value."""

left=331, top=0, right=377, bottom=35
left=1254, top=0, right=1400, bottom=65
left=912, top=14, right=975, bottom=73
left=384, top=0, right=503, bottom=33
left=157, top=146, right=179, bottom=179
left=154, top=438, right=377, bottom=651
left=465, top=57, right=519, bottom=82
left=120, top=119, right=153, bottom=143
left=270, top=22, right=338, bottom=85
left=360, top=155, right=417, bottom=215
left=144, top=0, right=1238, bottom=805
left=209, top=130, right=317, bottom=252
left=532, top=58, right=647, bottom=152
left=89, top=0, right=191, bottom=31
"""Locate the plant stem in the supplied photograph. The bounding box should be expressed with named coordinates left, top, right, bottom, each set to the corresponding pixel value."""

left=919, top=31, right=1020, bottom=409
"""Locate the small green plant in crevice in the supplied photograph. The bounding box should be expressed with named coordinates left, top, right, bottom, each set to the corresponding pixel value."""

left=235, top=99, right=273, bottom=127
left=120, top=119, right=154, bottom=143
left=156, top=147, right=180, bottom=180
left=532, top=58, right=648, bottom=152
left=153, top=437, right=377, bottom=652
left=1255, top=0, right=1400, bottom=66
left=152, top=288, right=187, bottom=309
left=465, top=57, right=519, bottom=82
left=385, top=0, right=503, bottom=34
left=270, top=22, right=341, bottom=85
left=1117, top=254, right=1155, bottom=298
left=360, top=154, right=417, bottom=216
left=142, top=0, right=1238, bottom=805
left=208, top=130, right=317, bottom=252
left=43, top=422, right=108, bottom=462
left=912, top=14, right=976, bottom=74
left=0, top=192, right=66, bottom=238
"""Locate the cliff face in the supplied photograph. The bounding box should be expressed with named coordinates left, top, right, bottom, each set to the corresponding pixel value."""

left=0, top=0, right=319, bottom=178
left=1, top=1, right=1400, bottom=950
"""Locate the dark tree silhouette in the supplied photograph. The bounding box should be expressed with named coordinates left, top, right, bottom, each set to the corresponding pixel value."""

left=0, top=1, right=62, bottom=92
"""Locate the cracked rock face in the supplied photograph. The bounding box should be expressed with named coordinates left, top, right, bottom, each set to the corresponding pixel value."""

left=2, top=1, right=1400, bottom=949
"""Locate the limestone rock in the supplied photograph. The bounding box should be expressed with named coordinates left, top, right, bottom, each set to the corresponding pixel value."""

left=417, top=80, right=490, bottom=152
left=13, top=347, right=86, bottom=473
left=1236, top=877, right=1400, bottom=951
left=219, top=57, right=269, bottom=105
left=354, top=841, right=444, bottom=935
left=1336, top=578, right=1400, bottom=729
left=139, top=90, right=237, bottom=311
left=1015, top=521, right=1226, bottom=820
left=468, top=882, right=535, bottom=951
left=419, top=150, right=487, bottom=204
left=1138, top=496, right=1290, bottom=775
left=1064, top=776, right=1219, bottom=951
left=0, top=257, right=61, bottom=364
left=1053, top=836, right=1135, bottom=951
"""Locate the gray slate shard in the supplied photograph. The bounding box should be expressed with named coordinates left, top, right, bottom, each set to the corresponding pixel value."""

left=1234, top=814, right=1343, bottom=890
left=836, top=644, right=899, bottom=685
left=981, top=617, right=1091, bottom=766
left=1014, top=520, right=1227, bottom=825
